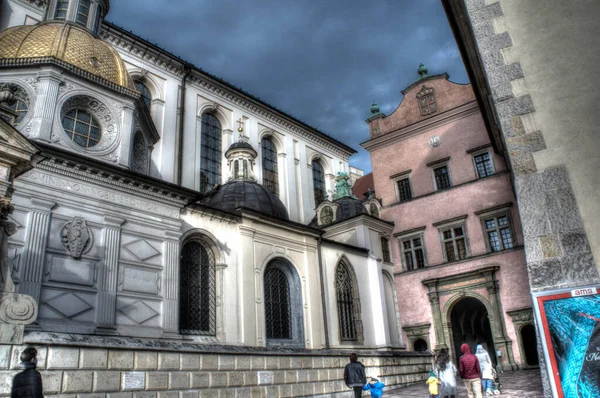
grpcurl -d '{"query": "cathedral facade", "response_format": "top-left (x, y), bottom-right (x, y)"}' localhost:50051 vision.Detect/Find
top-left (0, 1), bottom-right (430, 396)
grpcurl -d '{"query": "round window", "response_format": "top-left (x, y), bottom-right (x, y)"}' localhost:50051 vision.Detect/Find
top-left (61, 109), bottom-right (101, 148)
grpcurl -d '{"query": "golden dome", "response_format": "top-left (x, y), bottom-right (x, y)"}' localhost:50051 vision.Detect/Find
top-left (0, 22), bottom-right (134, 90)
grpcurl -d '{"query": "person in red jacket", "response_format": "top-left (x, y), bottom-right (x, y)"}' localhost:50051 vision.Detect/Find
top-left (458, 344), bottom-right (482, 398)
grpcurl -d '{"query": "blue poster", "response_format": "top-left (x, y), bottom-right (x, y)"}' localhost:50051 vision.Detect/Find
top-left (543, 294), bottom-right (600, 398)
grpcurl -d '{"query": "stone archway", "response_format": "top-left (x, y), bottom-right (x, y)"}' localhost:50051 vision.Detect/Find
top-left (449, 297), bottom-right (497, 365)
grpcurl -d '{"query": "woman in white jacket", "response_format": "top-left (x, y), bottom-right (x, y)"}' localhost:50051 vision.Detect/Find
top-left (434, 349), bottom-right (457, 398)
top-left (475, 344), bottom-right (494, 396)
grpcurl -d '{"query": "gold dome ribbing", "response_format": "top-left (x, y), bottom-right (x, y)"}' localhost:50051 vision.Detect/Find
top-left (0, 22), bottom-right (134, 89)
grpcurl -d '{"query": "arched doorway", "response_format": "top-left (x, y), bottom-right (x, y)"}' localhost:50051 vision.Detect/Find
top-left (520, 324), bottom-right (539, 366)
top-left (450, 297), bottom-right (496, 365)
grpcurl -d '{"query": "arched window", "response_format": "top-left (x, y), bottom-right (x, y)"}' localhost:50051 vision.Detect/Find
top-left (261, 137), bottom-right (279, 196)
top-left (75, 0), bottom-right (91, 26)
top-left (200, 113), bottom-right (222, 193)
top-left (179, 239), bottom-right (215, 335)
top-left (414, 338), bottom-right (428, 351)
top-left (335, 262), bottom-right (357, 341)
top-left (61, 109), bottom-right (101, 148)
top-left (320, 206), bottom-right (333, 225)
top-left (132, 131), bottom-right (148, 174)
top-left (134, 81), bottom-right (152, 111)
top-left (370, 203), bottom-right (380, 218)
top-left (312, 160), bottom-right (326, 206)
top-left (264, 267), bottom-right (291, 339)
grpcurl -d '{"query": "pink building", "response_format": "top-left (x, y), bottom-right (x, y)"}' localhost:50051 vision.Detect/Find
top-left (360, 65), bottom-right (538, 370)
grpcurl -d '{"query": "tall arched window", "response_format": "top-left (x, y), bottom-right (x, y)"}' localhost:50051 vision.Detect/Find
top-left (134, 81), bottom-right (152, 111)
top-left (261, 137), bottom-right (279, 196)
top-left (179, 239), bottom-right (215, 335)
top-left (312, 160), bottom-right (326, 206)
top-left (200, 113), bottom-right (222, 193)
top-left (132, 131), bottom-right (148, 174)
top-left (264, 267), bottom-right (291, 339)
top-left (335, 262), bottom-right (357, 341)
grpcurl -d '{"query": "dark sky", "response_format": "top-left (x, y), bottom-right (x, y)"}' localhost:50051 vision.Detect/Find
top-left (108, 0), bottom-right (468, 173)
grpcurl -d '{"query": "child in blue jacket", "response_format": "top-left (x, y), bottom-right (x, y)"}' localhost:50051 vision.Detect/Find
top-left (363, 377), bottom-right (385, 397)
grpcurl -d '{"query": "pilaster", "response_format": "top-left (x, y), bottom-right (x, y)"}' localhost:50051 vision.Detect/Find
top-left (95, 216), bottom-right (125, 332)
top-left (117, 105), bottom-right (135, 168)
top-left (18, 197), bottom-right (56, 303)
top-left (486, 280), bottom-right (518, 371)
top-left (161, 230), bottom-right (181, 337)
top-left (427, 291), bottom-right (447, 350)
top-left (215, 262), bottom-right (227, 342)
top-left (30, 70), bottom-right (63, 141)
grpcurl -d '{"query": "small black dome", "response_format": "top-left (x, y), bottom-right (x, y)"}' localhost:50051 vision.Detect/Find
top-left (200, 181), bottom-right (289, 220)
top-left (334, 197), bottom-right (369, 221)
top-left (225, 141), bottom-right (257, 157)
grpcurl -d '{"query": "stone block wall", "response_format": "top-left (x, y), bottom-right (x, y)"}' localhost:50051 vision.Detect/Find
top-left (0, 344), bottom-right (432, 397)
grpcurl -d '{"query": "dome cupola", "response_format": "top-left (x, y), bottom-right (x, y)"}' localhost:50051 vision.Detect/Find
top-left (199, 132), bottom-right (290, 220)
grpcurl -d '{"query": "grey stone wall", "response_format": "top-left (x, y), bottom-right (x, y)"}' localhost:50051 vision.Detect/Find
top-left (0, 343), bottom-right (431, 397)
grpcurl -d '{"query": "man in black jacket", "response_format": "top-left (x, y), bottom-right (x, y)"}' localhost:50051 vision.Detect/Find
top-left (344, 352), bottom-right (367, 398)
top-left (11, 347), bottom-right (43, 398)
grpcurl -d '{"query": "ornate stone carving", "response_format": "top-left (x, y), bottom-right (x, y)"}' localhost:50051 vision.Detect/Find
top-left (61, 217), bottom-right (93, 259)
top-left (0, 294), bottom-right (37, 324)
top-left (416, 85), bottom-right (437, 116)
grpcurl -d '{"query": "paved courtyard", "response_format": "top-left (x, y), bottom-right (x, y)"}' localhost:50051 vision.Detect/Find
top-left (385, 369), bottom-right (544, 398)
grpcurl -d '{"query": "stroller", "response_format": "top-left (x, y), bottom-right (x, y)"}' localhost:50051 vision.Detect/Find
top-left (490, 367), bottom-right (502, 395)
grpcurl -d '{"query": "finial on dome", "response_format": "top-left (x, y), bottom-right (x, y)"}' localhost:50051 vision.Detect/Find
top-left (333, 172), bottom-right (357, 200)
top-left (370, 102), bottom-right (380, 115)
top-left (418, 63), bottom-right (428, 78)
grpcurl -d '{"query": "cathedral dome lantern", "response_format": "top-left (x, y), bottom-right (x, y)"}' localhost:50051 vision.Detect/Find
top-left (48, 0), bottom-right (110, 34)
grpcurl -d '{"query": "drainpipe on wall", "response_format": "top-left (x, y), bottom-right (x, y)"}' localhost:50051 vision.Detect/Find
top-left (176, 64), bottom-right (192, 186)
top-left (317, 236), bottom-right (330, 349)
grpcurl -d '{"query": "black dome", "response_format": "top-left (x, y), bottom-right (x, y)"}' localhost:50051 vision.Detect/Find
top-left (225, 141), bottom-right (257, 157)
top-left (334, 197), bottom-right (369, 221)
top-left (200, 181), bottom-right (289, 220)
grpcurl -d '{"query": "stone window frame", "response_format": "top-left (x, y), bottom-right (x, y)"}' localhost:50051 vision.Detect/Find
top-left (427, 158), bottom-right (452, 192)
top-left (396, 227), bottom-right (428, 271)
top-left (434, 215), bottom-right (470, 263)
top-left (471, 147), bottom-right (495, 179)
top-left (402, 323), bottom-right (431, 353)
top-left (476, 204), bottom-right (516, 253)
top-left (391, 169), bottom-right (413, 203)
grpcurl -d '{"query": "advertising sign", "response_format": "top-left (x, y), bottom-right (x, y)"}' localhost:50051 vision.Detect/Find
top-left (533, 286), bottom-right (600, 398)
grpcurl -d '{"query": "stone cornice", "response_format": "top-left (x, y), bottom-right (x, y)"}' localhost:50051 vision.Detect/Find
top-left (361, 100), bottom-right (480, 152)
top-left (323, 214), bottom-right (395, 236)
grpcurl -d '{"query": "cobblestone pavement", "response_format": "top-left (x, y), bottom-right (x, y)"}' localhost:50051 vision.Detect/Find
top-left (384, 369), bottom-right (544, 398)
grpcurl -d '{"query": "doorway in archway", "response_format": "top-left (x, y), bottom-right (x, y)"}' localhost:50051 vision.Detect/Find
top-left (520, 324), bottom-right (539, 366)
top-left (450, 297), bottom-right (496, 365)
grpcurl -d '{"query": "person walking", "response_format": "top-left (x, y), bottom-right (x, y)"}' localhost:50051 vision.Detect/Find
top-left (362, 376), bottom-right (385, 397)
top-left (475, 344), bottom-right (494, 396)
top-left (426, 370), bottom-right (441, 398)
top-left (459, 343), bottom-right (482, 398)
top-left (344, 353), bottom-right (367, 398)
top-left (435, 348), bottom-right (458, 398)
top-left (11, 347), bottom-right (43, 398)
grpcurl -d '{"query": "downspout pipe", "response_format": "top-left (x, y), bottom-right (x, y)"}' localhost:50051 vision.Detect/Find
top-left (317, 236), bottom-right (330, 349)
top-left (176, 64), bottom-right (192, 186)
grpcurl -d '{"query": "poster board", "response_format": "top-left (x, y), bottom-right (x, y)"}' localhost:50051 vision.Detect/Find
top-left (533, 286), bottom-right (600, 398)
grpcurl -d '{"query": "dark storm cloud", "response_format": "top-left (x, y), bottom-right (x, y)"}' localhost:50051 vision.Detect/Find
top-left (108, 0), bottom-right (468, 172)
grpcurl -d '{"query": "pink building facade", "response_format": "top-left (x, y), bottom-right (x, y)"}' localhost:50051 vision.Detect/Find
top-left (361, 66), bottom-right (537, 370)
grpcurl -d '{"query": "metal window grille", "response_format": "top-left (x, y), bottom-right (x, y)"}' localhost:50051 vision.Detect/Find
top-left (179, 240), bottom-right (216, 335)
top-left (200, 113), bottom-right (222, 193)
top-left (320, 206), bottom-right (333, 225)
top-left (397, 178), bottom-right (412, 202)
top-left (261, 138), bottom-right (279, 196)
top-left (484, 215), bottom-right (513, 251)
top-left (312, 160), bottom-right (326, 205)
top-left (76, 0), bottom-right (90, 26)
top-left (402, 237), bottom-right (425, 270)
top-left (442, 226), bottom-right (467, 262)
top-left (54, 0), bottom-right (69, 19)
top-left (381, 237), bottom-right (391, 262)
top-left (370, 203), bottom-right (380, 218)
top-left (61, 109), bottom-right (101, 148)
top-left (434, 166), bottom-right (451, 190)
top-left (264, 266), bottom-right (292, 339)
top-left (335, 264), bottom-right (357, 341)
top-left (134, 81), bottom-right (152, 111)
top-left (474, 152), bottom-right (494, 178)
